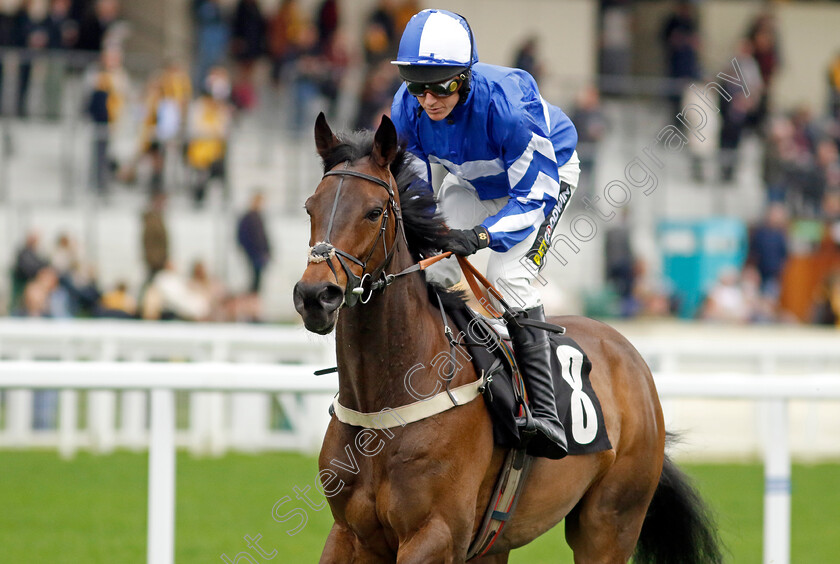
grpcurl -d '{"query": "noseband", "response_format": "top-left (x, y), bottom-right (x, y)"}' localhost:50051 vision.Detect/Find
top-left (308, 162), bottom-right (403, 307)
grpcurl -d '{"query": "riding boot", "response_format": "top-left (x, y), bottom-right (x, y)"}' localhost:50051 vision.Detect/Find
top-left (508, 305), bottom-right (568, 460)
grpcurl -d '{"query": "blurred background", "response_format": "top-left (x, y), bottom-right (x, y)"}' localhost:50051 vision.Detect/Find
top-left (1, 1), bottom-right (839, 562)
top-left (0, 0), bottom-right (837, 325)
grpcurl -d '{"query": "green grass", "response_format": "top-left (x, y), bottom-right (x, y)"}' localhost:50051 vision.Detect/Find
top-left (1, 451), bottom-right (838, 563)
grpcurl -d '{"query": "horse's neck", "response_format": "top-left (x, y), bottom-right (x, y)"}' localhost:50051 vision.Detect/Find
top-left (335, 246), bottom-right (449, 413)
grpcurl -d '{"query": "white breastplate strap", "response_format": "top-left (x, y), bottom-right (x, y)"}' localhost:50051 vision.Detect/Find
top-left (332, 374), bottom-right (487, 429)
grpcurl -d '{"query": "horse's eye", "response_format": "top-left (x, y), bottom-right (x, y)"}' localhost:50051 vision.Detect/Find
top-left (366, 209), bottom-right (383, 222)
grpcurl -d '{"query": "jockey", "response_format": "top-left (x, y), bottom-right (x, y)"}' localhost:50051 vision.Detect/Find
top-left (390, 9), bottom-right (580, 460)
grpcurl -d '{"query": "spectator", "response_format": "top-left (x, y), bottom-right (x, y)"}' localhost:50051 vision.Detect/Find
top-left (570, 84), bottom-right (606, 196)
top-left (98, 280), bottom-right (136, 318)
top-left (762, 116), bottom-right (797, 204)
top-left (77, 0), bottom-right (121, 52)
top-left (811, 270), bottom-right (840, 326)
top-left (512, 36), bottom-right (543, 85)
top-left (22, 266), bottom-right (62, 317)
top-left (315, 0), bottom-right (338, 51)
top-left (50, 231), bottom-right (78, 277)
top-left (816, 138), bottom-right (840, 195)
top-left (13, 0), bottom-right (49, 117)
top-left (747, 12), bottom-right (781, 131)
top-left (604, 211), bottom-right (635, 311)
top-left (237, 191), bottom-right (271, 297)
top-left (790, 104), bottom-right (818, 157)
top-left (748, 203), bottom-right (788, 300)
top-left (46, 231), bottom-right (100, 315)
top-left (186, 66), bottom-right (232, 205)
top-left (230, 0), bottom-right (265, 110)
top-left (65, 263), bottom-right (102, 317)
top-left (141, 261), bottom-right (210, 321)
top-left (0, 6), bottom-right (12, 99)
top-left (289, 22), bottom-right (325, 133)
top-left (188, 259), bottom-right (225, 321)
top-left (661, 0), bottom-right (701, 117)
top-left (44, 0), bottom-right (79, 119)
top-left (192, 0), bottom-right (229, 90)
top-left (824, 191), bottom-right (840, 249)
top-left (700, 266), bottom-right (759, 324)
top-left (632, 260), bottom-right (677, 318)
top-left (719, 38), bottom-right (762, 182)
top-left (85, 45), bottom-right (127, 196)
top-left (121, 60), bottom-right (192, 193)
top-left (12, 231), bottom-right (48, 307)
top-left (141, 193), bottom-right (169, 281)
top-left (829, 51), bottom-right (840, 121)
top-left (46, 0), bottom-right (76, 49)
top-left (598, 0), bottom-right (633, 90)
top-left (363, 0), bottom-right (396, 65)
top-left (267, 0), bottom-right (305, 86)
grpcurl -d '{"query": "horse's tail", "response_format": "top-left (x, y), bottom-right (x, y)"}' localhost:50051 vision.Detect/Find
top-left (633, 453), bottom-right (724, 564)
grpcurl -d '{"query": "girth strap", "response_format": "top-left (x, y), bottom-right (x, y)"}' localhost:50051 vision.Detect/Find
top-left (331, 372), bottom-right (488, 429)
top-left (466, 448), bottom-right (532, 560)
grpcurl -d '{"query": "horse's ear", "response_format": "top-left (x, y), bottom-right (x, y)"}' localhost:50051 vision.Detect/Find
top-left (371, 115), bottom-right (398, 168)
top-left (314, 112), bottom-right (339, 159)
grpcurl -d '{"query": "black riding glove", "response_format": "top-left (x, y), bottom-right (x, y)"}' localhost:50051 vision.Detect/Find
top-left (444, 226), bottom-right (491, 256)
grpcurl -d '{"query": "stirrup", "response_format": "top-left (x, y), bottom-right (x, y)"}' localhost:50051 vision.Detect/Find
top-left (515, 402), bottom-right (538, 437)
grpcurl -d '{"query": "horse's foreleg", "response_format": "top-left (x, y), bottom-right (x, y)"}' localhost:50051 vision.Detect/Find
top-left (395, 515), bottom-right (471, 564)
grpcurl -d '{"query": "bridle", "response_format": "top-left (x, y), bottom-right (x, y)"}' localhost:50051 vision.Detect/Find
top-left (307, 161), bottom-right (405, 307)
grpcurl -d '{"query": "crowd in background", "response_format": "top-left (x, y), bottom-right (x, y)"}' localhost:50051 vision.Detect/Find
top-left (1, 1), bottom-right (840, 327)
top-left (596, 2), bottom-right (840, 327)
top-left (9, 189), bottom-right (271, 322)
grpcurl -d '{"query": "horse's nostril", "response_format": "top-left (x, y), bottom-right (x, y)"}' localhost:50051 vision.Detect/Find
top-left (318, 284), bottom-right (344, 311)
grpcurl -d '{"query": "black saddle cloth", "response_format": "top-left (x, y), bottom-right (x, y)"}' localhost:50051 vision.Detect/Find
top-left (447, 306), bottom-right (612, 456)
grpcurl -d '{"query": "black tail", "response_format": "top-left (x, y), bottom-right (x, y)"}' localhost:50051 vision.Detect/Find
top-left (634, 454), bottom-right (724, 564)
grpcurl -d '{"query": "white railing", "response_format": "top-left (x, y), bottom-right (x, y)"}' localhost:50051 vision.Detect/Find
top-left (0, 364), bottom-right (837, 564)
top-left (0, 319), bottom-right (336, 456)
top-left (1, 319), bottom-right (839, 456)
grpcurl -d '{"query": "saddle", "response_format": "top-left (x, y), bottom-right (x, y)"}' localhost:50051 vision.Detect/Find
top-left (445, 304), bottom-right (612, 455)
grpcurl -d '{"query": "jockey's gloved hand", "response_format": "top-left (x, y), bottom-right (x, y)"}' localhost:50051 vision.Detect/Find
top-left (444, 226), bottom-right (490, 256)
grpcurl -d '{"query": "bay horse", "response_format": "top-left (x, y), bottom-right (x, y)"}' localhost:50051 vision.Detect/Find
top-left (293, 113), bottom-right (721, 563)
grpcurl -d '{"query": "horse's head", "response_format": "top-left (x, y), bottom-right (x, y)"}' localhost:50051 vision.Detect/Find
top-left (293, 112), bottom-right (401, 334)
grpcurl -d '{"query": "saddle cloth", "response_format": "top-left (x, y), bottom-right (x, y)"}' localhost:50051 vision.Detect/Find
top-left (447, 306), bottom-right (612, 456)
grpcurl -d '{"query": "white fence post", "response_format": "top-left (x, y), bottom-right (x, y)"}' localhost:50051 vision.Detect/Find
top-left (89, 339), bottom-right (117, 453)
top-left (147, 388), bottom-right (175, 564)
top-left (6, 348), bottom-right (32, 446)
top-left (763, 398), bottom-right (790, 564)
top-left (122, 351), bottom-right (149, 451)
top-left (58, 389), bottom-right (77, 459)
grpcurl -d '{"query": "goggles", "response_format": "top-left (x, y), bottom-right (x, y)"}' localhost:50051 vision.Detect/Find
top-left (405, 75), bottom-right (464, 97)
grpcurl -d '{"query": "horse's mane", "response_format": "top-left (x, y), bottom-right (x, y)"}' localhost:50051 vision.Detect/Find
top-left (320, 129), bottom-right (467, 309)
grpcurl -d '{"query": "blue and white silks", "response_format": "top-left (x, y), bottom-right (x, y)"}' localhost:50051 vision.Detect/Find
top-left (391, 62), bottom-right (578, 252)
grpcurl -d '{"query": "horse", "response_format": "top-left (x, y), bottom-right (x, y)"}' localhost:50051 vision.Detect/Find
top-left (293, 113), bottom-right (722, 564)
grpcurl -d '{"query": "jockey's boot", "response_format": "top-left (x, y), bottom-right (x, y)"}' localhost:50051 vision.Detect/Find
top-left (508, 305), bottom-right (568, 460)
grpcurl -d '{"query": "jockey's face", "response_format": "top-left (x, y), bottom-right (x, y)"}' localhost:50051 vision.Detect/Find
top-left (416, 89), bottom-right (460, 121)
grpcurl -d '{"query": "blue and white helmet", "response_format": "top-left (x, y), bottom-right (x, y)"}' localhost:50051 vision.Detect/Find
top-left (392, 9), bottom-right (478, 83)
